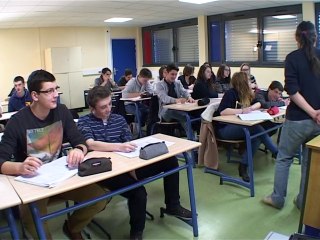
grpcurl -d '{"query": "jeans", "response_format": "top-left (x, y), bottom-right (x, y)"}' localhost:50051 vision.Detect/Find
top-left (162, 109), bottom-right (189, 136)
top-left (270, 119), bottom-right (320, 209)
top-left (216, 124), bottom-right (278, 165)
top-left (125, 103), bottom-right (149, 127)
top-left (100, 156), bottom-right (180, 233)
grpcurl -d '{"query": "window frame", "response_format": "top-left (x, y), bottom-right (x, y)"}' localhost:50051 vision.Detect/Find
top-left (208, 4), bottom-right (302, 68)
top-left (142, 18), bottom-right (199, 67)
top-left (315, 3), bottom-right (320, 47)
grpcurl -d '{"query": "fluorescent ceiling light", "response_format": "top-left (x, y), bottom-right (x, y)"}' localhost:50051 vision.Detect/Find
top-left (104, 18), bottom-right (132, 23)
top-left (273, 15), bottom-right (296, 20)
top-left (179, 0), bottom-right (218, 4)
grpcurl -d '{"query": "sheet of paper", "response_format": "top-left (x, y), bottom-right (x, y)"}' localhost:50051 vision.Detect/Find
top-left (115, 136), bottom-right (175, 158)
top-left (238, 111), bottom-right (273, 121)
top-left (279, 106), bottom-right (287, 110)
top-left (15, 156), bottom-right (78, 188)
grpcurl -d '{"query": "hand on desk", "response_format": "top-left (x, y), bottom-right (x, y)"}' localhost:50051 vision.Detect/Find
top-left (118, 142), bottom-right (137, 153)
top-left (20, 156), bottom-right (43, 175)
top-left (242, 107), bottom-right (253, 114)
top-left (67, 148), bottom-right (84, 168)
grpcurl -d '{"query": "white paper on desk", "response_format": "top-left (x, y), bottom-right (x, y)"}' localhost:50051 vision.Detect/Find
top-left (15, 156), bottom-right (78, 188)
top-left (237, 111), bottom-right (273, 121)
top-left (115, 136), bottom-right (175, 158)
top-left (279, 106), bottom-right (287, 110)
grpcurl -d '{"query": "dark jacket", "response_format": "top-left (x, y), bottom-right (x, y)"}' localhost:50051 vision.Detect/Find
top-left (191, 79), bottom-right (218, 100)
top-left (255, 90), bottom-right (285, 109)
top-left (8, 89), bottom-right (32, 112)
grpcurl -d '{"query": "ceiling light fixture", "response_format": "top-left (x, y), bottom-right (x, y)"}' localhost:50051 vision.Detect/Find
top-left (273, 15), bottom-right (296, 20)
top-left (179, 0), bottom-right (218, 4)
top-left (104, 18), bottom-right (132, 23)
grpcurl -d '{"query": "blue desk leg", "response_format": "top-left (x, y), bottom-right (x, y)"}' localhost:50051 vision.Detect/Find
top-left (29, 202), bottom-right (46, 240)
top-left (134, 102), bottom-right (142, 138)
top-left (183, 152), bottom-right (199, 237)
top-left (4, 208), bottom-right (19, 240)
top-left (243, 128), bottom-right (255, 197)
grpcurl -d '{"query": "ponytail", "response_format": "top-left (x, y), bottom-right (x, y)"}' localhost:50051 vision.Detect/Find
top-left (296, 21), bottom-right (320, 76)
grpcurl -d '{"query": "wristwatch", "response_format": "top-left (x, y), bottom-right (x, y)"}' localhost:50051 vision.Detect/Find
top-left (74, 145), bottom-right (85, 152)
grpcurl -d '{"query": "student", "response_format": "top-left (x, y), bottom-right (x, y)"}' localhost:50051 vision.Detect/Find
top-left (203, 61), bottom-right (216, 83)
top-left (240, 63), bottom-right (258, 91)
top-left (0, 70), bottom-right (107, 240)
top-left (155, 64), bottom-right (195, 134)
top-left (255, 81), bottom-right (290, 137)
top-left (215, 72), bottom-right (278, 182)
top-left (263, 21), bottom-right (320, 210)
top-left (118, 68), bottom-right (133, 89)
top-left (215, 64), bottom-right (231, 93)
top-left (8, 76), bottom-right (32, 112)
top-left (255, 81), bottom-right (290, 109)
top-left (77, 86), bottom-right (192, 240)
top-left (94, 67), bottom-right (119, 91)
top-left (178, 64), bottom-right (196, 89)
top-left (192, 64), bottom-right (218, 99)
top-left (122, 68), bottom-right (153, 128)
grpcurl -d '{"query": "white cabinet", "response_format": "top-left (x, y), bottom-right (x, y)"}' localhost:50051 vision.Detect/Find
top-left (45, 47), bottom-right (85, 109)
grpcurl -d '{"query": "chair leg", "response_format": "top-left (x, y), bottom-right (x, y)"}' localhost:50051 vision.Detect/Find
top-left (146, 210), bottom-right (154, 221)
top-left (89, 219), bottom-right (111, 240)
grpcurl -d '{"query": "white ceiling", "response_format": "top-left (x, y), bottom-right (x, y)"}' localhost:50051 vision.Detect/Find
top-left (0, 0), bottom-right (311, 29)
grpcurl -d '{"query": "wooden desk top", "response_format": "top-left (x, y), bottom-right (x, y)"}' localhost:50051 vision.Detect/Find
top-left (212, 109), bottom-right (285, 126)
top-left (120, 96), bottom-right (151, 102)
top-left (306, 135), bottom-right (320, 151)
top-left (164, 98), bottom-right (222, 112)
top-left (0, 175), bottom-right (21, 209)
top-left (0, 111), bottom-right (17, 121)
top-left (8, 134), bottom-right (201, 204)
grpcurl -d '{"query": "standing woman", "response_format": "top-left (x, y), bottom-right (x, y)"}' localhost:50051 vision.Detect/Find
top-left (94, 67), bottom-right (118, 91)
top-left (178, 64), bottom-right (196, 90)
top-left (215, 72), bottom-right (278, 182)
top-left (215, 64), bottom-right (231, 93)
top-left (191, 64), bottom-right (218, 99)
top-left (240, 63), bottom-right (258, 91)
top-left (263, 21), bottom-right (320, 209)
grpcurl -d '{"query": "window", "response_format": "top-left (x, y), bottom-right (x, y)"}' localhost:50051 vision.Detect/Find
top-left (225, 18), bottom-right (258, 62)
top-left (263, 14), bottom-right (302, 62)
top-left (208, 5), bottom-right (302, 67)
top-left (142, 18), bottom-right (199, 66)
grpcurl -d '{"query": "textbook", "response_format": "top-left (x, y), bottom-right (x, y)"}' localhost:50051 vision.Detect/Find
top-left (15, 156), bottom-right (78, 188)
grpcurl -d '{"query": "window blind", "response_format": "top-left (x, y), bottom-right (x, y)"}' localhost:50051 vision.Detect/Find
top-left (225, 18), bottom-right (258, 62)
top-left (153, 29), bottom-right (174, 64)
top-left (177, 25), bottom-right (199, 63)
top-left (263, 14), bottom-right (302, 62)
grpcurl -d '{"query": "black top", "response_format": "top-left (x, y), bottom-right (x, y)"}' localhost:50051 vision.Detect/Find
top-left (118, 76), bottom-right (127, 86)
top-left (214, 77), bottom-right (231, 93)
top-left (165, 80), bottom-right (177, 98)
top-left (178, 75), bottom-right (196, 89)
top-left (0, 104), bottom-right (85, 172)
top-left (191, 79), bottom-right (218, 99)
top-left (285, 48), bottom-right (320, 120)
top-left (255, 90), bottom-right (285, 109)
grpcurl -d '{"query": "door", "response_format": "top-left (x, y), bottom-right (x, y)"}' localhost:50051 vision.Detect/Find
top-left (112, 39), bottom-right (137, 83)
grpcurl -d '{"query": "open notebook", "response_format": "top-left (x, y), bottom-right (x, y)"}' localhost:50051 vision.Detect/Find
top-left (237, 110), bottom-right (273, 121)
top-left (15, 156), bottom-right (78, 188)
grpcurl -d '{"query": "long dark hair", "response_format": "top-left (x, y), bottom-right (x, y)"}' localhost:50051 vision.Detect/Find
top-left (296, 21), bottom-right (320, 76)
top-left (196, 64), bottom-right (214, 88)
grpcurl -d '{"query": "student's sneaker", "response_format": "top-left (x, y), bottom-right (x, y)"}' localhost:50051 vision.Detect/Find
top-left (130, 231), bottom-right (143, 240)
top-left (63, 220), bottom-right (84, 240)
top-left (165, 205), bottom-right (192, 220)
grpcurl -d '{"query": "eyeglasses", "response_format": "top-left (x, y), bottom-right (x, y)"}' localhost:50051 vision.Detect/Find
top-left (224, 69), bottom-right (230, 72)
top-left (38, 86), bottom-right (60, 95)
top-left (242, 68), bottom-right (250, 71)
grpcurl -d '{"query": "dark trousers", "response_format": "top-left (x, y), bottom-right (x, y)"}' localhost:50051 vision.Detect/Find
top-left (100, 156), bottom-right (180, 233)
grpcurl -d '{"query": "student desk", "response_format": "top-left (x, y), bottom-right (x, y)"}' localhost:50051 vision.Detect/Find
top-left (299, 135), bottom-right (320, 233)
top-left (8, 134), bottom-right (201, 239)
top-left (211, 110), bottom-right (285, 197)
top-left (120, 96), bottom-right (151, 138)
top-left (0, 175), bottom-right (21, 239)
top-left (0, 111), bottom-right (17, 121)
top-left (163, 98), bottom-right (222, 141)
